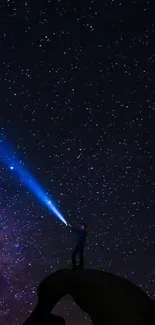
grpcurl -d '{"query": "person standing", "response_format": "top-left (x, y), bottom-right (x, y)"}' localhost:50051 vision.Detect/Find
top-left (67, 223), bottom-right (88, 270)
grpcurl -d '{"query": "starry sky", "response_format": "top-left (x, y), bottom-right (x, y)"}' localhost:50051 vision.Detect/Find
top-left (0, 0), bottom-right (155, 324)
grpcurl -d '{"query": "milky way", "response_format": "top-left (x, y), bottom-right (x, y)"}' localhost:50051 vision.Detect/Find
top-left (0, 1), bottom-right (155, 324)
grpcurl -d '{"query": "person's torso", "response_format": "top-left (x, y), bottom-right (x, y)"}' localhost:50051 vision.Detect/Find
top-left (77, 230), bottom-right (87, 245)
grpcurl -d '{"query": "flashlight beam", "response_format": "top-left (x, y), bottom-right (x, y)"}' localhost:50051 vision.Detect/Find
top-left (0, 140), bottom-right (67, 225)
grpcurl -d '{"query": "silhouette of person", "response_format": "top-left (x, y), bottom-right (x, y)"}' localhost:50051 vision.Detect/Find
top-left (67, 223), bottom-right (88, 270)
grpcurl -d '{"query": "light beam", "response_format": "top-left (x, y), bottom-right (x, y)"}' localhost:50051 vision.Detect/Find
top-left (0, 140), bottom-right (67, 225)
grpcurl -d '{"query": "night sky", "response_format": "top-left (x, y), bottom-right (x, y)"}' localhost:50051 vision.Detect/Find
top-left (0, 1), bottom-right (155, 324)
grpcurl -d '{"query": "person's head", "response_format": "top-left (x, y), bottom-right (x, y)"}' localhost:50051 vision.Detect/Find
top-left (80, 223), bottom-right (88, 230)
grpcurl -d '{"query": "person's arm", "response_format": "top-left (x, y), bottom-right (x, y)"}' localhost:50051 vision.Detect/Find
top-left (71, 227), bottom-right (80, 234)
top-left (67, 223), bottom-right (72, 228)
top-left (67, 224), bottom-right (79, 234)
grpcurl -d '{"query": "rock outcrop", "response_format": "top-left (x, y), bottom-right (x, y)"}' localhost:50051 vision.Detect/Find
top-left (23, 268), bottom-right (154, 324)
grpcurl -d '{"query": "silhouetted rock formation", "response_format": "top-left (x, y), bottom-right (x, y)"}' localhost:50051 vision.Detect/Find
top-left (23, 268), bottom-right (154, 325)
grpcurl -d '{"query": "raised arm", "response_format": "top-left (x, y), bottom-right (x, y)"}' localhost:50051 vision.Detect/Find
top-left (67, 224), bottom-right (79, 234)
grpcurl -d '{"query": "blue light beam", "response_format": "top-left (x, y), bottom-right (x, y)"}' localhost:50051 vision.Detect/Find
top-left (0, 140), bottom-right (67, 225)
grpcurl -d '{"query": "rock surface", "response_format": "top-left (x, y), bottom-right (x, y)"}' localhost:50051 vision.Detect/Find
top-left (23, 268), bottom-right (154, 324)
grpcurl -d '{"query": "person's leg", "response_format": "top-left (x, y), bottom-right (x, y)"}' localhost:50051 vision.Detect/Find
top-left (72, 246), bottom-right (79, 270)
top-left (79, 246), bottom-right (84, 268)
